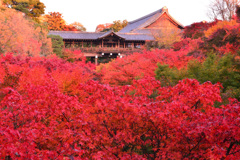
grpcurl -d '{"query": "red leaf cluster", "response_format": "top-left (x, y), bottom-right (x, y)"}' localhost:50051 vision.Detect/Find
top-left (97, 48), bottom-right (199, 85)
top-left (0, 54), bottom-right (239, 159)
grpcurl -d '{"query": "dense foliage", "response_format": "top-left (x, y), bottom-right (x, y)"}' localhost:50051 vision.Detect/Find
top-left (48, 35), bottom-right (64, 57)
top-left (0, 5), bottom-right (240, 159)
top-left (43, 12), bottom-right (86, 31)
top-left (97, 47), bottom-right (200, 85)
top-left (95, 20), bottom-right (128, 32)
top-left (0, 54), bottom-right (239, 159)
top-left (3, 0), bottom-right (45, 22)
top-left (155, 53), bottom-right (240, 101)
top-left (0, 8), bottom-right (52, 56)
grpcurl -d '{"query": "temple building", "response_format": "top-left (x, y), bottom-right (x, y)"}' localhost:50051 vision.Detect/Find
top-left (49, 6), bottom-right (184, 64)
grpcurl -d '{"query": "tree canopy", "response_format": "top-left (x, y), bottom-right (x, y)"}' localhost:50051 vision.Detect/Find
top-left (95, 20), bottom-right (128, 32)
top-left (0, 8), bottom-right (52, 56)
top-left (95, 23), bottom-right (112, 32)
top-left (70, 22), bottom-right (86, 31)
top-left (44, 12), bottom-right (66, 31)
top-left (111, 20), bottom-right (128, 32)
top-left (3, 0), bottom-right (45, 22)
top-left (43, 12), bottom-right (86, 31)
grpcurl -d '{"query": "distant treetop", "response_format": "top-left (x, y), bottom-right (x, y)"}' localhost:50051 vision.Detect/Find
top-left (3, 0), bottom-right (46, 23)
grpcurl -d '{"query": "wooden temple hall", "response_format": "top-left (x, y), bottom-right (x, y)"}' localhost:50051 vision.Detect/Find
top-left (49, 6), bottom-right (184, 64)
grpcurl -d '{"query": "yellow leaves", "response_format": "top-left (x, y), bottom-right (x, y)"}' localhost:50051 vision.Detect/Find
top-left (152, 28), bottom-right (182, 49)
top-left (204, 20), bottom-right (238, 38)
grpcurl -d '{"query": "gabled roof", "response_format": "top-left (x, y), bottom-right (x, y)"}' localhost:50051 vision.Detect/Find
top-left (119, 6), bottom-right (184, 33)
top-left (48, 31), bottom-right (154, 41)
top-left (98, 30), bottom-right (125, 39)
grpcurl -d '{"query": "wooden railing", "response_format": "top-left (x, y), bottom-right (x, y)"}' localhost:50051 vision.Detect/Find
top-left (78, 47), bottom-right (142, 54)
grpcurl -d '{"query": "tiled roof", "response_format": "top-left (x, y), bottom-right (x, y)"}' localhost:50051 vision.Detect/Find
top-left (48, 31), bottom-right (154, 41)
top-left (119, 9), bottom-right (163, 33)
top-left (98, 30), bottom-right (125, 39)
top-left (118, 33), bottom-right (154, 41)
top-left (118, 7), bottom-right (184, 33)
top-left (48, 7), bottom-right (184, 42)
top-left (48, 31), bottom-right (103, 40)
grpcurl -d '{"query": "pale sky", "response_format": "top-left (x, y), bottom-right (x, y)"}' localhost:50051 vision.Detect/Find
top-left (41, 0), bottom-right (212, 32)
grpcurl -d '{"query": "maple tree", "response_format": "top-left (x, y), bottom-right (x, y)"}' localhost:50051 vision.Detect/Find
top-left (69, 22), bottom-right (86, 31)
top-left (204, 19), bottom-right (240, 54)
top-left (0, 8), bottom-right (52, 56)
top-left (43, 12), bottom-right (86, 31)
top-left (44, 12), bottom-right (66, 31)
top-left (95, 20), bottom-right (128, 32)
top-left (0, 3), bottom-right (240, 159)
top-left (96, 48), bottom-right (199, 85)
top-left (183, 20), bottom-right (219, 39)
top-left (95, 23), bottom-right (113, 32)
top-left (0, 56), bottom-right (239, 159)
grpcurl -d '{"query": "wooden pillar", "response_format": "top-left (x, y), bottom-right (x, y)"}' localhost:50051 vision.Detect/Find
top-left (91, 41), bottom-right (92, 48)
top-left (72, 41), bottom-right (75, 48)
top-left (82, 41), bottom-right (83, 48)
top-left (102, 39), bottom-right (103, 48)
top-left (132, 42), bottom-right (134, 49)
top-left (124, 42), bottom-right (125, 48)
top-left (95, 56), bottom-right (98, 65)
top-left (118, 40), bottom-right (120, 48)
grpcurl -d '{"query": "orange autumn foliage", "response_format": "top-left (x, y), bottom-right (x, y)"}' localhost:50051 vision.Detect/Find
top-left (0, 8), bottom-right (52, 56)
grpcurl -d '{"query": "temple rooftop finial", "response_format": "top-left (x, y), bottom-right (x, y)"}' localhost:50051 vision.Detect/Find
top-left (162, 6), bottom-right (168, 12)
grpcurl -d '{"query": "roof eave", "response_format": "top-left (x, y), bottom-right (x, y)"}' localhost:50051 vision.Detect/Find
top-left (98, 31), bottom-right (126, 40)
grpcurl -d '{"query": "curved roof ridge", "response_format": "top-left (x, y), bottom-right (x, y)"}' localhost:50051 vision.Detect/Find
top-left (133, 12), bottom-right (162, 31)
top-left (165, 12), bottom-right (184, 29)
top-left (118, 32), bottom-right (148, 35)
top-left (134, 10), bottom-right (184, 31)
top-left (119, 7), bottom-right (184, 33)
top-left (129, 8), bottom-right (163, 24)
top-left (99, 30), bottom-right (125, 39)
top-left (49, 31), bottom-right (101, 34)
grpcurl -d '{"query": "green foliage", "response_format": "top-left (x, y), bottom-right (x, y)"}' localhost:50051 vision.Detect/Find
top-left (155, 64), bottom-right (187, 86)
top-left (48, 35), bottom-right (64, 57)
top-left (3, 0), bottom-right (45, 23)
top-left (110, 20), bottom-right (128, 32)
top-left (155, 53), bottom-right (240, 100)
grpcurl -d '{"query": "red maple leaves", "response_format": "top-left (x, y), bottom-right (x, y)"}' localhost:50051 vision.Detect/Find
top-left (0, 54), bottom-right (239, 159)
